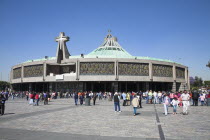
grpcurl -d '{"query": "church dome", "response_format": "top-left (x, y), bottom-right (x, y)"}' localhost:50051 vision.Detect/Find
top-left (87, 31), bottom-right (133, 58)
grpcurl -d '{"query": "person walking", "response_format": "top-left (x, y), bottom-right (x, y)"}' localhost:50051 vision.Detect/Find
top-left (192, 90), bottom-right (199, 106)
top-left (114, 92), bottom-right (121, 112)
top-left (122, 92), bottom-right (126, 106)
top-left (73, 92), bottom-right (78, 105)
top-left (126, 92), bottom-right (130, 106)
top-left (0, 94), bottom-right (6, 115)
top-left (153, 91), bottom-right (158, 104)
top-left (158, 91), bottom-right (162, 104)
top-left (26, 91), bottom-right (29, 101)
top-left (181, 90), bottom-right (190, 115)
top-left (163, 94), bottom-right (170, 116)
top-left (29, 92), bottom-right (34, 105)
top-left (43, 92), bottom-right (48, 105)
top-left (148, 90), bottom-right (153, 104)
top-left (171, 97), bottom-right (179, 115)
top-left (169, 92), bottom-right (174, 103)
top-left (93, 92), bottom-right (97, 105)
top-left (35, 93), bottom-right (39, 106)
top-left (132, 94), bottom-right (139, 116)
top-left (199, 94), bottom-right (205, 106)
top-left (138, 91), bottom-right (143, 108)
top-left (78, 92), bottom-right (84, 105)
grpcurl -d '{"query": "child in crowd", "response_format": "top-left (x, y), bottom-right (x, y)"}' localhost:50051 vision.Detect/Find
top-left (171, 97), bottom-right (180, 115)
top-left (199, 94), bottom-right (205, 106)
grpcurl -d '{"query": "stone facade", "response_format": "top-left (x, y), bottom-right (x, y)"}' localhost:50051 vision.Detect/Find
top-left (176, 67), bottom-right (185, 79)
top-left (24, 65), bottom-right (43, 77)
top-left (13, 67), bottom-right (21, 79)
top-left (11, 58), bottom-right (189, 92)
top-left (118, 63), bottom-right (149, 76)
top-left (153, 64), bottom-right (173, 77)
top-left (80, 62), bottom-right (114, 75)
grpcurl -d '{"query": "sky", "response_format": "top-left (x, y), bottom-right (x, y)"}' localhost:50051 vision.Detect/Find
top-left (0, 0), bottom-right (210, 81)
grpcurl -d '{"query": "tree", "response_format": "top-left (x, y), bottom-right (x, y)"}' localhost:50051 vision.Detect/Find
top-left (0, 81), bottom-right (10, 91)
top-left (207, 61), bottom-right (210, 68)
top-left (191, 76), bottom-right (203, 89)
top-left (204, 81), bottom-right (210, 87)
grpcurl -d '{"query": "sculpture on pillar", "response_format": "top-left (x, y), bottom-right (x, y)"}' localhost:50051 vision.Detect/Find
top-left (55, 32), bottom-right (70, 63)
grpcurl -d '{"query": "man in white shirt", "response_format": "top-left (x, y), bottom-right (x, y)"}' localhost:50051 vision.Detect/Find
top-left (181, 90), bottom-right (190, 115)
top-left (89, 91), bottom-right (93, 99)
top-left (158, 91), bottom-right (162, 104)
top-left (153, 91), bottom-right (158, 104)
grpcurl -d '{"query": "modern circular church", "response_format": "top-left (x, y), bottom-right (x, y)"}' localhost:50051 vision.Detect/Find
top-left (10, 32), bottom-right (190, 93)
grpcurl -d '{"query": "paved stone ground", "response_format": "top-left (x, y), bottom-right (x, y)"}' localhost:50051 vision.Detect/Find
top-left (0, 98), bottom-right (210, 140)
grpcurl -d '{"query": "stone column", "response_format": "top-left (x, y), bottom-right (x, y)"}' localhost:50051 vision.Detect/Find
top-left (115, 60), bottom-right (118, 80)
top-left (185, 67), bottom-right (189, 90)
top-left (76, 60), bottom-right (80, 80)
top-left (149, 62), bottom-right (153, 81)
top-left (172, 64), bottom-right (176, 92)
top-left (173, 64), bottom-right (176, 81)
top-left (43, 62), bottom-right (47, 81)
top-left (21, 65), bottom-right (24, 82)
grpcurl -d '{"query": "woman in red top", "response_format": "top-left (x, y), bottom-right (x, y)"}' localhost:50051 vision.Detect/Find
top-left (35, 93), bottom-right (39, 106)
top-left (29, 93), bottom-right (34, 105)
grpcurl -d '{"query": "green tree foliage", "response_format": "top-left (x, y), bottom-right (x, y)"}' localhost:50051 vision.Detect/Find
top-left (191, 76), bottom-right (203, 89)
top-left (0, 81), bottom-right (10, 91)
top-left (204, 81), bottom-right (210, 87)
top-left (207, 61), bottom-right (210, 68)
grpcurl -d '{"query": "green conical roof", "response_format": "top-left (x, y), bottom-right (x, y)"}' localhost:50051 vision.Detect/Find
top-left (87, 32), bottom-right (133, 58)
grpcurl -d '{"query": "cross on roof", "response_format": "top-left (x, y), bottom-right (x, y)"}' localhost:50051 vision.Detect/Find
top-left (55, 32), bottom-right (70, 63)
top-left (55, 32), bottom-right (69, 42)
top-left (107, 30), bottom-right (112, 38)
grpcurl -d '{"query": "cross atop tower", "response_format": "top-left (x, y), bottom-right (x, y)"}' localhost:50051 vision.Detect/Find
top-left (107, 29), bottom-right (112, 38)
top-left (55, 32), bottom-right (70, 63)
top-left (56, 32), bottom-right (69, 43)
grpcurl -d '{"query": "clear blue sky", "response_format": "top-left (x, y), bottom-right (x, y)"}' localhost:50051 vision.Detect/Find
top-left (0, 0), bottom-right (210, 81)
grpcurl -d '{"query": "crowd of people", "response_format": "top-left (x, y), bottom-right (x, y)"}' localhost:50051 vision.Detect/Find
top-left (0, 89), bottom-right (210, 116)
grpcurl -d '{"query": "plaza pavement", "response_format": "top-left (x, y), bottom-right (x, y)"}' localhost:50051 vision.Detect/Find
top-left (0, 98), bottom-right (210, 140)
